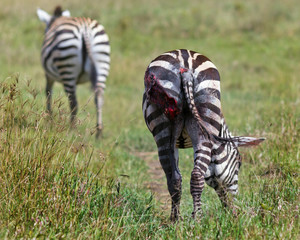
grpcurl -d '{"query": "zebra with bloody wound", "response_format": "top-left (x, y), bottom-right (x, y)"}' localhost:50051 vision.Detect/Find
top-left (37, 6), bottom-right (110, 138)
top-left (142, 49), bottom-right (265, 220)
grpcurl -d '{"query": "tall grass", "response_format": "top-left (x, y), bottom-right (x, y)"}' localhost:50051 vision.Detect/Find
top-left (0, 0), bottom-right (299, 239)
top-left (0, 77), bottom-right (159, 238)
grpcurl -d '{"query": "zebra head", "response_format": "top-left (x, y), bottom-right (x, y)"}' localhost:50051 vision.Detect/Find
top-left (37, 6), bottom-right (71, 31)
top-left (210, 135), bottom-right (265, 205)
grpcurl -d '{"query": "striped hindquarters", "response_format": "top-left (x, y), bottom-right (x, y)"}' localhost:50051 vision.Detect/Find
top-left (143, 49), bottom-right (222, 148)
top-left (41, 16), bottom-right (110, 92)
top-left (142, 93), bottom-right (173, 151)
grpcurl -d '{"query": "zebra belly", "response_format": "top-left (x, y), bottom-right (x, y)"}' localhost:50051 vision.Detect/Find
top-left (77, 72), bottom-right (90, 84)
top-left (176, 127), bottom-right (193, 148)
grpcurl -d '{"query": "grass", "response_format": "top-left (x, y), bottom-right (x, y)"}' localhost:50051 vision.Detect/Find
top-left (0, 0), bottom-right (299, 239)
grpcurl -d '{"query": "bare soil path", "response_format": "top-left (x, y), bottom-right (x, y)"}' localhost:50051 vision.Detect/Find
top-left (133, 152), bottom-right (170, 212)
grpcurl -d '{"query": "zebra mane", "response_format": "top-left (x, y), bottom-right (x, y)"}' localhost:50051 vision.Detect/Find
top-left (53, 6), bottom-right (63, 17)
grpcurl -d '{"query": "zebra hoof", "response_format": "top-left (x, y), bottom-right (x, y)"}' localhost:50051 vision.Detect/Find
top-left (96, 128), bottom-right (102, 139)
top-left (230, 205), bottom-right (240, 217)
top-left (191, 210), bottom-right (202, 220)
top-left (170, 213), bottom-right (182, 222)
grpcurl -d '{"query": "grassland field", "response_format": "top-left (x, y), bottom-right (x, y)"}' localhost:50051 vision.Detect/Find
top-left (0, 0), bottom-right (299, 239)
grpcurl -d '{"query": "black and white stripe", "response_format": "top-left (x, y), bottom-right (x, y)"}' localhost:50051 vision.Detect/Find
top-left (142, 49), bottom-right (264, 220)
top-left (37, 6), bottom-right (110, 138)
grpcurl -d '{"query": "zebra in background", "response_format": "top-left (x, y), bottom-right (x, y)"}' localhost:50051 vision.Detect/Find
top-left (142, 49), bottom-right (265, 221)
top-left (37, 6), bottom-right (110, 138)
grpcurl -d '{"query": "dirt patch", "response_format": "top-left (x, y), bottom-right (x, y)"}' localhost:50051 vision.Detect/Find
top-left (133, 151), bottom-right (170, 212)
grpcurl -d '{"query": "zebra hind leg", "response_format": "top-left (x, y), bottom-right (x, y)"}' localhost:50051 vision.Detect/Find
top-left (68, 93), bottom-right (78, 125)
top-left (95, 86), bottom-right (104, 139)
top-left (190, 145), bottom-right (211, 218)
top-left (90, 62), bottom-right (105, 139)
top-left (158, 147), bottom-right (182, 221)
top-left (190, 169), bottom-right (205, 218)
top-left (186, 119), bottom-right (212, 219)
top-left (45, 76), bottom-right (54, 114)
top-left (170, 148), bottom-right (182, 221)
top-left (144, 100), bottom-right (183, 220)
top-left (154, 119), bottom-right (183, 221)
top-left (64, 85), bottom-right (78, 125)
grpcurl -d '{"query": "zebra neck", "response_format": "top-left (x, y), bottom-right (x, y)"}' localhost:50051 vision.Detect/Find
top-left (219, 117), bottom-right (234, 139)
top-left (212, 118), bottom-right (236, 152)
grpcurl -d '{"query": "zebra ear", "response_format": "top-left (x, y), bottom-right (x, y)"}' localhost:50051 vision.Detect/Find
top-left (37, 8), bottom-right (51, 24)
top-left (62, 10), bottom-right (71, 17)
top-left (233, 137), bottom-right (265, 147)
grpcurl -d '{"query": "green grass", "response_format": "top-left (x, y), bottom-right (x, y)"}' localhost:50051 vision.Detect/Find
top-left (0, 0), bottom-right (299, 239)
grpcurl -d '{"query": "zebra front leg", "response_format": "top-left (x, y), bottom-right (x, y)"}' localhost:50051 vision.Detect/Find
top-left (95, 86), bottom-right (104, 139)
top-left (215, 174), bottom-right (240, 214)
top-left (214, 185), bottom-right (239, 217)
top-left (45, 76), bottom-right (54, 114)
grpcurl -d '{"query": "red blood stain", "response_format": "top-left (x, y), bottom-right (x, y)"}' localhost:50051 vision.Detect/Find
top-left (145, 70), bottom-right (180, 120)
top-left (180, 68), bottom-right (188, 74)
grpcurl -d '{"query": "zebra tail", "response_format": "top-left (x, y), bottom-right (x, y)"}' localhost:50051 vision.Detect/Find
top-left (181, 68), bottom-right (233, 144)
top-left (82, 30), bottom-right (97, 88)
top-left (180, 68), bottom-right (215, 141)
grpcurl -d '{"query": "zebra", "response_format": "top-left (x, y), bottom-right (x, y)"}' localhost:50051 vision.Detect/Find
top-left (37, 6), bottom-right (110, 138)
top-left (142, 49), bottom-right (265, 221)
